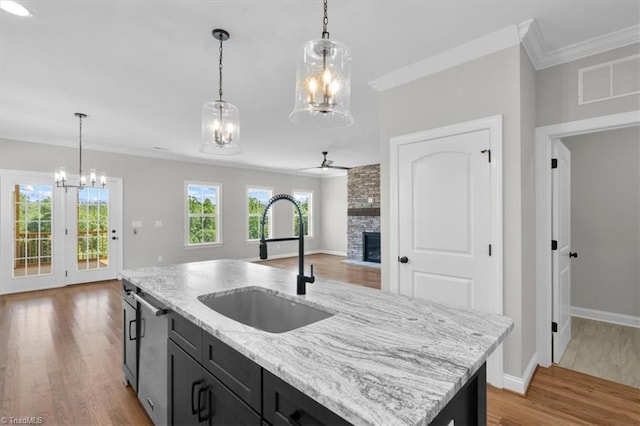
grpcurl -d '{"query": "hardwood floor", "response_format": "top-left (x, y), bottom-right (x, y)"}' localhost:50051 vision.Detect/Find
top-left (0, 281), bottom-right (152, 425)
top-left (1, 256), bottom-right (638, 425)
top-left (488, 365), bottom-right (640, 425)
top-left (255, 253), bottom-right (381, 289)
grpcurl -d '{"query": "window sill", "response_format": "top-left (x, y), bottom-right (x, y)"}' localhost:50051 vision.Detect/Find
top-left (184, 242), bottom-right (223, 249)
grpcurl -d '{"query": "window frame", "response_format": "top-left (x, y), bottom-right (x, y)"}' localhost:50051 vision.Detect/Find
top-left (184, 181), bottom-right (222, 248)
top-left (246, 186), bottom-right (273, 242)
top-left (292, 189), bottom-right (313, 238)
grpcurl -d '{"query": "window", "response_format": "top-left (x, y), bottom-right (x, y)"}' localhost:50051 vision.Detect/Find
top-left (293, 191), bottom-right (312, 237)
top-left (247, 187), bottom-right (272, 241)
top-left (186, 182), bottom-right (221, 245)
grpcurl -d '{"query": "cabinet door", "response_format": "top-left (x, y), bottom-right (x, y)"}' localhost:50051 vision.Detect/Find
top-left (204, 369), bottom-right (261, 426)
top-left (168, 339), bottom-right (207, 425)
top-left (263, 371), bottom-right (349, 426)
top-left (202, 331), bottom-right (262, 413)
top-left (122, 296), bottom-right (137, 391)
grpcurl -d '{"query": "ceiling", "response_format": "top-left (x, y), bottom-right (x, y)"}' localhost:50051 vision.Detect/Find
top-left (1, 1), bottom-right (638, 175)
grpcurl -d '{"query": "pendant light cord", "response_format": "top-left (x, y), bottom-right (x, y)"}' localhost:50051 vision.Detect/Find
top-left (78, 114), bottom-right (83, 176)
top-left (322, 0), bottom-right (329, 39)
top-left (218, 37), bottom-right (224, 102)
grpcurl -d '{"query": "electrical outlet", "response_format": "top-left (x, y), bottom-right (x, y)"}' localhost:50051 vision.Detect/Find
top-left (155, 220), bottom-right (162, 227)
top-left (157, 255), bottom-right (163, 262)
top-left (132, 220), bottom-right (142, 228)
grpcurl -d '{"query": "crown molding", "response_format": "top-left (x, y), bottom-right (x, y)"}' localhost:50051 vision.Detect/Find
top-left (521, 22), bottom-right (640, 70)
top-left (370, 20), bottom-right (640, 92)
top-left (369, 24), bottom-right (521, 92)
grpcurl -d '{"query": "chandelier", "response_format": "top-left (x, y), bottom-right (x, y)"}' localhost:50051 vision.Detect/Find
top-left (55, 113), bottom-right (105, 190)
top-left (289, 0), bottom-right (353, 128)
top-left (201, 28), bottom-right (241, 155)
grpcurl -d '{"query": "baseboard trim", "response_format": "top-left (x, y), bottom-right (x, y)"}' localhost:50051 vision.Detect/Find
top-left (571, 306), bottom-right (640, 329)
top-left (244, 250), bottom-right (322, 263)
top-left (502, 352), bottom-right (538, 395)
top-left (319, 250), bottom-right (347, 256)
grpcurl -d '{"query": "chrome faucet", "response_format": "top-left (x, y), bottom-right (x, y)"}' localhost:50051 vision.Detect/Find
top-left (259, 194), bottom-right (315, 295)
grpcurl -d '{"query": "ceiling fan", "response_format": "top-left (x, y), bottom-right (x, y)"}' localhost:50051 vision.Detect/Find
top-left (298, 151), bottom-right (351, 171)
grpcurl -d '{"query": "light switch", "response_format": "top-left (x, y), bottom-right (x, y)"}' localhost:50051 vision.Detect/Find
top-left (132, 221), bottom-right (142, 228)
top-left (155, 220), bottom-right (162, 228)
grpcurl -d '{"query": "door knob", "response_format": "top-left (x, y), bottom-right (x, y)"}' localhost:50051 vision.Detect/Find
top-left (569, 252), bottom-right (578, 258)
top-left (398, 256), bottom-right (409, 264)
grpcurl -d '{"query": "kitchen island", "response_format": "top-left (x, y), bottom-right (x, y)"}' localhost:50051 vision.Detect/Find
top-left (122, 259), bottom-right (513, 425)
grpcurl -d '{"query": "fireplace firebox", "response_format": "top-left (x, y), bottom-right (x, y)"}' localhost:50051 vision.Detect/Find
top-left (363, 232), bottom-right (381, 263)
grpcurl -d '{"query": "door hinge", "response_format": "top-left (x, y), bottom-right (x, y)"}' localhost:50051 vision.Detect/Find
top-left (481, 149), bottom-right (491, 163)
top-left (551, 158), bottom-right (558, 169)
top-left (65, 270), bottom-right (68, 277)
top-left (65, 228), bottom-right (68, 235)
top-left (488, 244), bottom-right (492, 256)
top-left (551, 240), bottom-right (558, 251)
top-left (552, 322), bottom-right (558, 332)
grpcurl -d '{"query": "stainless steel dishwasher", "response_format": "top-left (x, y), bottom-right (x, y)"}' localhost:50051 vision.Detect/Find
top-left (134, 291), bottom-right (168, 426)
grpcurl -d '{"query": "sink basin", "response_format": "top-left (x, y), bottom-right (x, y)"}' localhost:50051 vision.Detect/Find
top-left (198, 288), bottom-right (334, 333)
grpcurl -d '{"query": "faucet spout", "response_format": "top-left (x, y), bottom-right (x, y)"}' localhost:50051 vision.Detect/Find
top-left (259, 194), bottom-right (314, 295)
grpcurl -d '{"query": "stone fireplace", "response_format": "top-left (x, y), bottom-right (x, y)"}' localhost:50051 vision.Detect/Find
top-left (347, 164), bottom-right (380, 262)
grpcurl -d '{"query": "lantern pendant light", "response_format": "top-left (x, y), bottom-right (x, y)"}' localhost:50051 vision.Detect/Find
top-left (289, 0), bottom-right (353, 128)
top-left (201, 28), bottom-right (242, 155)
top-left (55, 113), bottom-right (106, 191)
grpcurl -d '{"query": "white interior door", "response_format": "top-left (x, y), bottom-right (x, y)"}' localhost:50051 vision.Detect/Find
top-left (552, 140), bottom-right (572, 363)
top-left (0, 170), bottom-right (65, 294)
top-left (391, 116), bottom-right (503, 386)
top-left (397, 130), bottom-right (492, 309)
top-left (65, 179), bottom-right (121, 284)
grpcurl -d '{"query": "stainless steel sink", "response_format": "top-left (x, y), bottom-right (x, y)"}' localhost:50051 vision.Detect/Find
top-left (198, 288), bottom-right (334, 333)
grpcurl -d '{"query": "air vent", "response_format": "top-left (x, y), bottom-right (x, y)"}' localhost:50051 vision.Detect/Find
top-left (579, 54), bottom-right (640, 105)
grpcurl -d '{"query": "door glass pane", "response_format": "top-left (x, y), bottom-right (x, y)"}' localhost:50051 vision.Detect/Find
top-left (77, 187), bottom-right (109, 271)
top-left (13, 184), bottom-right (53, 277)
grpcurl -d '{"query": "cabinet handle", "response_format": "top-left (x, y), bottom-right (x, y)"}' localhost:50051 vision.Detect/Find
top-left (128, 319), bottom-right (136, 340)
top-left (288, 410), bottom-right (303, 426)
top-left (197, 386), bottom-right (210, 422)
top-left (191, 379), bottom-right (203, 415)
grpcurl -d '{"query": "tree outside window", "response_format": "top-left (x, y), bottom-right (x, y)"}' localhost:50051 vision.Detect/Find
top-left (186, 183), bottom-right (220, 245)
top-left (248, 188), bottom-right (272, 240)
top-left (293, 191), bottom-right (312, 237)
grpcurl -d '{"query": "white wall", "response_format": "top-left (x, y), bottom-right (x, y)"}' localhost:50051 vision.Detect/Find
top-left (379, 45), bottom-right (535, 378)
top-left (536, 43), bottom-right (640, 127)
top-left (320, 175), bottom-right (348, 255)
top-left (0, 138), bottom-right (331, 269)
top-left (562, 127), bottom-right (640, 317)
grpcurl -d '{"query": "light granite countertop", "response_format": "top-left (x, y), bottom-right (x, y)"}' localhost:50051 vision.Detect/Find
top-left (121, 259), bottom-right (513, 425)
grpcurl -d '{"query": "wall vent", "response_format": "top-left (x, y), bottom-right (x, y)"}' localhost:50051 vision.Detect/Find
top-left (578, 54), bottom-right (640, 105)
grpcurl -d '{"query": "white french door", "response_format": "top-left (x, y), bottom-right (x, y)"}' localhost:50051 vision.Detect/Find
top-left (0, 170), bottom-right (122, 294)
top-left (65, 180), bottom-right (122, 284)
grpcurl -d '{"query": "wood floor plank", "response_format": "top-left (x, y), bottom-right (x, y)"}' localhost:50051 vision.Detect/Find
top-left (1, 258), bottom-right (638, 425)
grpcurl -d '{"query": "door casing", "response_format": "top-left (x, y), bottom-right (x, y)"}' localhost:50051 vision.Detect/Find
top-left (535, 110), bottom-right (640, 367)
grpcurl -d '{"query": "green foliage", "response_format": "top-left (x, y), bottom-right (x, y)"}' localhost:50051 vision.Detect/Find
top-left (188, 195), bottom-right (218, 244)
top-left (293, 197), bottom-right (310, 237)
top-left (248, 196), bottom-right (269, 240)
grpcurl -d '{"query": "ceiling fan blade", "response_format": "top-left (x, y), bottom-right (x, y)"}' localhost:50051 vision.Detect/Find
top-left (325, 159), bottom-right (334, 166)
top-left (296, 166), bottom-right (322, 171)
top-left (328, 165), bottom-right (351, 170)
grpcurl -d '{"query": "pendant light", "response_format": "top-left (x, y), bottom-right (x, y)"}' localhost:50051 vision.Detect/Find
top-left (289, 0), bottom-right (353, 128)
top-left (200, 28), bottom-right (241, 155)
top-left (55, 113), bottom-right (106, 190)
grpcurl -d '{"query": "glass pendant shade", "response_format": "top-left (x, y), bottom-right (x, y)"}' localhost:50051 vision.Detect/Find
top-left (289, 38), bottom-right (353, 128)
top-left (200, 100), bottom-right (242, 155)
